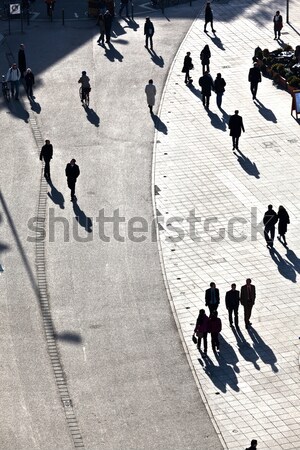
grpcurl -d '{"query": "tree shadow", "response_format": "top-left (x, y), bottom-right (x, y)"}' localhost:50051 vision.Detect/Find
top-left (233, 149), bottom-right (260, 178)
top-left (72, 201), bottom-right (93, 233)
top-left (83, 105), bottom-right (100, 127)
top-left (232, 327), bottom-right (260, 370)
top-left (285, 249), bottom-right (300, 273)
top-left (254, 99), bottom-right (277, 123)
top-left (30, 97), bottom-right (41, 114)
top-left (151, 114), bottom-right (168, 134)
top-left (104, 42), bottom-right (124, 62)
top-left (207, 109), bottom-right (226, 131)
top-left (248, 328), bottom-right (278, 373)
top-left (7, 99), bottom-right (30, 123)
top-left (269, 247), bottom-right (297, 282)
top-left (148, 49), bottom-right (164, 67)
top-left (208, 33), bottom-right (225, 51)
top-left (47, 178), bottom-right (65, 209)
top-left (198, 351), bottom-right (239, 393)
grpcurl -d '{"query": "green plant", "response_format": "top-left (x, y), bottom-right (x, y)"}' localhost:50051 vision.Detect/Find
top-left (271, 63), bottom-right (286, 76)
top-left (287, 76), bottom-right (300, 88)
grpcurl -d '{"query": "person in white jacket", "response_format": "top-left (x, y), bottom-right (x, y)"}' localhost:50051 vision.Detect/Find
top-left (145, 79), bottom-right (156, 114)
top-left (6, 63), bottom-right (21, 100)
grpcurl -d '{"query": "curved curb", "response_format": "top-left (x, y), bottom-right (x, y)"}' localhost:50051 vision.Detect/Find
top-left (150, 5), bottom-right (227, 450)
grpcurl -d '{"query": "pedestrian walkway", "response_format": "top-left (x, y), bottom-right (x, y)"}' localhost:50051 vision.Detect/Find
top-left (154, 0), bottom-right (300, 449)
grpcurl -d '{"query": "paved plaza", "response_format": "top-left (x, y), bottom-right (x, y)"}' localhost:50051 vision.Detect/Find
top-left (155, 0), bottom-right (300, 449)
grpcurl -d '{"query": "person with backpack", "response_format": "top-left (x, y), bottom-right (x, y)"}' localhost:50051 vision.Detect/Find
top-left (6, 63), bottom-right (21, 100)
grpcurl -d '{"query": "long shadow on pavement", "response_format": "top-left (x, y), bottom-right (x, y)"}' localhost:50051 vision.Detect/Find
top-left (104, 42), bottom-right (124, 62)
top-left (233, 149), bottom-right (260, 178)
top-left (122, 17), bottom-right (139, 32)
top-left (232, 327), bottom-right (260, 370)
top-left (248, 327), bottom-right (278, 373)
top-left (30, 97), bottom-right (41, 114)
top-left (47, 178), bottom-right (65, 209)
top-left (188, 82), bottom-right (202, 100)
top-left (55, 331), bottom-right (83, 343)
top-left (198, 349), bottom-right (239, 393)
top-left (269, 247), bottom-right (297, 282)
top-left (83, 105), bottom-right (100, 127)
top-left (7, 99), bottom-right (30, 123)
top-left (208, 33), bottom-right (225, 51)
top-left (285, 248), bottom-right (300, 273)
top-left (148, 49), bottom-right (164, 67)
top-left (73, 201), bottom-right (93, 233)
top-left (207, 109), bottom-right (227, 131)
top-left (151, 114), bottom-right (168, 134)
top-left (254, 99), bottom-right (277, 123)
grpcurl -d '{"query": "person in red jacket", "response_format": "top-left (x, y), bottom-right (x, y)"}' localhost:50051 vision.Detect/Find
top-left (194, 309), bottom-right (209, 355)
top-left (208, 310), bottom-right (222, 352)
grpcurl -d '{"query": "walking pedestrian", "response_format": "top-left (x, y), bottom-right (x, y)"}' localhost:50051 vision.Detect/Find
top-left (182, 52), bottom-right (193, 84)
top-left (6, 63), bottom-right (21, 100)
top-left (104, 10), bottom-right (113, 44)
top-left (214, 72), bottom-right (226, 108)
top-left (145, 79), bottom-right (156, 114)
top-left (96, 13), bottom-right (106, 45)
top-left (144, 17), bottom-right (154, 50)
top-left (204, 2), bottom-right (215, 33)
top-left (199, 71), bottom-right (214, 109)
top-left (228, 110), bottom-right (245, 150)
top-left (263, 204), bottom-right (278, 248)
top-left (119, 0), bottom-right (129, 17)
top-left (273, 11), bottom-right (283, 40)
top-left (193, 309), bottom-right (209, 355)
top-left (24, 68), bottom-right (35, 98)
top-left (248, 63), bottom-right (261, 100)
top-left (65, 159), bottom-right (80, 202)
top-left (40, 140), bottom-right (53, 179)
top-left (200, 44), bottom-right (211, 75)
top-left (205, 282), bottom-right (220, 314)
top-left (277, 205), bottom-right (290, 246)
top-left (208, 311), bottom-right (222, 352)
top-left (240, 279), bottom-right (256, 329)
top-left (225, 283), bottom-right (240, 328)
top-left (246, 439), bottom-right (258, 450)
top-left (45, 0), bottom-right (55, 16)
top-left (18, 44), bottom-right (26, 78)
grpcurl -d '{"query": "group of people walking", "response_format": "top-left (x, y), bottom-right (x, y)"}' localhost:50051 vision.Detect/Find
top-left (263, 204), bottom-right (290, 248)
top-left (5, 44), bottom-right (35, 100)
top-left (193, 279), bottom-right (256, 354)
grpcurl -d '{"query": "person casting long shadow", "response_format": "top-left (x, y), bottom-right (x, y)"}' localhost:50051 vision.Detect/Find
top-left (151, 114), bottom-right (168, 134)
top-left (73, 201), bottom-right (93, 233)
top-left (233, 149), bottom-right (260, 178)
top-left (269, 247), bottom-right (296, 282)
top-left (248, 328), bottom-right (278, 373)
top-left (232, 327), bottom-right (260, 370)
top-left (47, 178), bottom-right (65, 209)
top-left (83, 105), bottom-right (100, 127)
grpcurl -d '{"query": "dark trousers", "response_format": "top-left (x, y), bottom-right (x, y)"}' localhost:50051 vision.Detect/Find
top-left (97, 32), bottom-right (105, 44)
top-left (202, 93), bottom-right (210, 108)
top-left (197, 332), bottom-right (208, 353)
top-left (228, 307), bottom-right (239, 326)
top-left (274, 28), bottom-right (281, 39)
top-left (211, 332), bottom-right (219, 350)
top-left (232, 135), bottom-right (240, 150)
top-left (26, 83), bottom-right (33, 98)
top-left (105, 27), bottom-right (111, 43)
top-left (145, 35), bottom-right (153, 49)
top-left (67, 178), bottom-right (76, 199)
top-left (250, 82), bottom-right (258, 99)
top-left (244, 303), bottom-right (253, 327)
top-left (204, 19), bottom-right (214, 31)
top-left (208, 304), bottom-right (218, 315)
top-left (119, 2), bottom-right (128, 16)
top-left (185, 69), bottom-right (190, 83)
top-left (202, 63), bottom-right (210, 75)
top-left (264, 225), bottom-right (275, 246)
top-left (216, 92), bottom-right (223, 108)
top-left (44, 160), bottom-right (51, 177)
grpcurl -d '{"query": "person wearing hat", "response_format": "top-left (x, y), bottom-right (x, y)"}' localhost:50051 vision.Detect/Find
top-left (65, 159), bottom-right (80, 202)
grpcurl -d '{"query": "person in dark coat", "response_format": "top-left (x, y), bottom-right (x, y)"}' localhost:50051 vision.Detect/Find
top-left (65, 159), bottom-right (80, 202)
top-left (144, 17), bottom-right (154, 50)
top-left (200, 44), bottom-right (211, 75)
top-left (246, 439), bottom-right (257, 450)
top-left (119, 0), bottom-right (129, 17)
top-left (205, 282), bottom-right (220, 314)
top-left (204, 2), bottom-right (215, 33)
top-left (18, 44), bottom-right (26, 78)
top-left (277, 205), bottom-right (289, 246)
top-left (182, 52), bottom-right (193, 84)
top-left (273, 11), bottom-right (283, 40)
top-left (40, 140), bottom-right (53, 179)
top-left (248, 63), bottom-right (261, 100)
top-left (104, 10), bottom-right (113, 44)
top-left (225, 283), bottom-right (240, 328)
top-left (240, 279), bottom-right (256, 329)
top-left (96, 13), bottom-right (106, 45)
top-left (263, 204), bottom-right (278, 248)
top-left (214, 73), bottom-right (226, 108)
top-left (228, 110), bottom-right (245, 150)
top-left (193, 309), bottom-right (209, 354)
top-left (208, 311), bottom-right (222, 352)
top-left (24, 68), bottom-right (35, 98)
top-left (199, 71), bottom-right (214, 108)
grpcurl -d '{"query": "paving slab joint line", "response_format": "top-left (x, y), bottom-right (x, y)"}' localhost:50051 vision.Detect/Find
top-left (150, 3), bottom-right (227, 448)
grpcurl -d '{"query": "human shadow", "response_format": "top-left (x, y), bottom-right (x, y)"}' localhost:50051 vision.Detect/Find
top-left (0, 213), bottom-right (10, 254)
top-left (234, 149), bottom-right (260, 178)
top-left (122, 17), bottom-right (139, 32)
top-left (207, 109), bottom-right (226, 131)
top-left (269, 247), bottom-right (296, 282)
top-left (104, 42), bottom-right (124, 62)
top-left (47, 179), bottom-right (65, 209)
top-left (208, 33), bottom-right (225, 51)
top-left (30, 97), bottom-right (41, 114)
top-left (151, 114), bottom-right (168, 134)
top-left (148, 49), bottom-right (164, 67)
top-left (248, 328), bottom-right (278, 373)
top-left (112, 20), bottom-right (126, 37)
top-left (254, 99), bottom-right (277, 123)
top-left (187, 82), bottom-right (202, 100)
top-left (72, 201), bottom-right (93, 233)
top-left (219, 335), bottom-right (240, 373)
top-left (8, 99), bottom-right (30, 123)
top-left (198, 351), bottom-right (239, 393)
top-left (232, 327), bottom-right (260, 370)
top-left (285, 249), bottom-right (300, 273)
top-left (83, 105), bottom-right (100, 127)
top-left (54, 331), bottom-right (82, 344)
